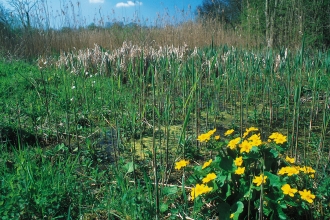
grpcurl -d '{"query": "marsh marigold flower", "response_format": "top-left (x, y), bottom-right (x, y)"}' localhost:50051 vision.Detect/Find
top-left (235, 167), bottom-right (245, 175)
top-left (197, 129), bottom-right (217, 142)
top-left (215, 135), bottom-right (220, 140)
top-left (207, 128), bottom-right (217, 136)
top-left (300, 166), bottom-right (316, 174)
top-left (269, 132), bottom-right (279, 139)
top-left (281, 184), bottom-right (298, 197)
top-left (197, 133), bottom-right (211, 142)
top-left (285, 156), bottom-right (295, 164)
top-left (274, 134), bottom-right (287, 144)
top-left (202, 173), bottom-right (217, 183)
top-left (239, 140), bottom-right (253, 153)
top-left (243, 127), bottom-right (259, 138)
top-left (225, 129), bottom-right (234, 136)
top-left (300, 166), bottom-right (316, 178)
top-left (202, 159), bottom-right (212, 169)
top-left (234, 156), bottom-right (243, 167)
top-left (253, 174), bottom-right (267, 186)
top-left (299, 189), bottom-right (316, 203)
top-left (248, 134), bottom-right (262, 146)
top-left (278, 166), bottom-right (299, 176)
top-left (190, 184), bottom-right (213, 200)
top-left (175, 159), bottom-right (189, 170)
top-left (228, 137), bottom-right (241, 150)
top-left (269, 132), bottom-right (287, 144)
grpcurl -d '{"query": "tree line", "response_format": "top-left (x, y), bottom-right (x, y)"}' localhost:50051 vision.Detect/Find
top-left (197, 0), bottom-right (330, 48)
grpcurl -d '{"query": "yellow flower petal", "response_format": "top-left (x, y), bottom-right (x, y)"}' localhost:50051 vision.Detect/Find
top-left (281, 184), bottom-right (298, 197)
top-left (202, 173), bottom-right (217, 183)
top-left (234, 156), bottom-right (243, 167)
top-left (285, 156), bottom-right (295, 164)
top-left (225, 129), bottom-right (234, 136)
top-left (253, 174), bottom-right (267, 186)
top-left (299, 189), bottom-right (315, 203)
top-left (175, 159), bottom-right (189, 170)
top-left (202, 159), bottom-right (213, 169)
top-left (234, 167), bottom-right (245, 175)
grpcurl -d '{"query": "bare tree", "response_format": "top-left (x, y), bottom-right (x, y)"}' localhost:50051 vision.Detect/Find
top-left (7, 0), bottom-right (38, 30)
top-left (265, 0), bottom-right (278, 48)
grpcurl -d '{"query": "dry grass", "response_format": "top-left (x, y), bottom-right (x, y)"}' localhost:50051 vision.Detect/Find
top-left (51, 19), bottom-right (249, 51)
top-left (3, 19), bottom-right (252, 59)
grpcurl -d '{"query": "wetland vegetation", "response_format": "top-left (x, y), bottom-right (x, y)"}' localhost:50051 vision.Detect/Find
top-left (1, 0), bottom-right (330, 219)
top-left (1, 43), bottom-right (330, 219)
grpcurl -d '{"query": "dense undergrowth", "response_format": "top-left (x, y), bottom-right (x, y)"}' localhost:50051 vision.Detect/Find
top-left (1, 44), bottom-right (330, 219)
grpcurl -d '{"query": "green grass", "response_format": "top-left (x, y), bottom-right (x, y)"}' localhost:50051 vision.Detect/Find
top-left (1, 45), bottom-right (330, 219)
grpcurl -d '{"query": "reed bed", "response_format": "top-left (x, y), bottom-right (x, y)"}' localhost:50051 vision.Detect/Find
top-left (2, 19), bottom-right (253, 59)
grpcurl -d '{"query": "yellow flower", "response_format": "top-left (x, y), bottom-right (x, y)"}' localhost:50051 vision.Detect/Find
top-left (248, 134), bottom-right (262, 146)
top-left (202, 173), bottom-right (217, 183)
top-left (278, 166), bottom-right (299, 176)
top-left (225, 129), bottom-right (234, 136)
top-left (234, 156), bottom-right (243, 167)
top-left (197, 129), bottom-right (216, 142)
top-left (248, 126), bottom-right (259, 131)
top-left (215, 135), bottom-right (220, 140)
top-left (207, 128), bottom-right (217, 136)
top-left (300, 166), bottom-right (316, 178)
top-left (300, 166), bottom-right (316, 174)
top-left (299, 189), bottom-right (316, 203)
top-left (190, 184), bottom-right (213, 200)
top-left (274, 134), bottom-right (287, 144)
top-left (268, 132), bottom-right (287, 144)
top-left (230, 213), bottom-right (234, 218)
top-left (197, 133), bottom-right (211, 142)
top-left (175, 159), bottom-right (189, 170)
top-left (235, 167), bottom-right (245, 175)
top-left (202, 159), bottom-right (212, 169)
top-left (286, 167), bottom-right (299, 176)
top-left (243, 127), bottom-right (259, 138)
top-left (228, 137), bottom-right (241, 150)
top-left (239, 140), bottom-right (253, 153)
top-left (278, 167), bottom-right (287, 175)
top-left (281, 184), bottom-right (298, 197)
top-left (269, 132), bottom-right (279, 139)
top-left (285, 156), bottom-right (295, 164)
top-left (253, 174), bottom-right (267, 186)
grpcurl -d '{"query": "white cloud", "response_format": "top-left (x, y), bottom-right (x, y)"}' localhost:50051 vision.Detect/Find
top-left (116, 1), bottom-right (142, 8)
top-left (89, 0), bottom-right (105, 3)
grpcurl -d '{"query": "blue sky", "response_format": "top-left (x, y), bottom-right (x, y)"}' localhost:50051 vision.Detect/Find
top-left (1, 0), bottom-right (203, 28)
top-left (75, 0), bottom-right (202, 26)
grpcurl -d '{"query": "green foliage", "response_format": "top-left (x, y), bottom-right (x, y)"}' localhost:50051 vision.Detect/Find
top-left (0, 146), bottom-right (76, 219)
top-left (175, 127), bottom-right (317, 219)
top-left (0, 145), bottom-right (156, 219)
